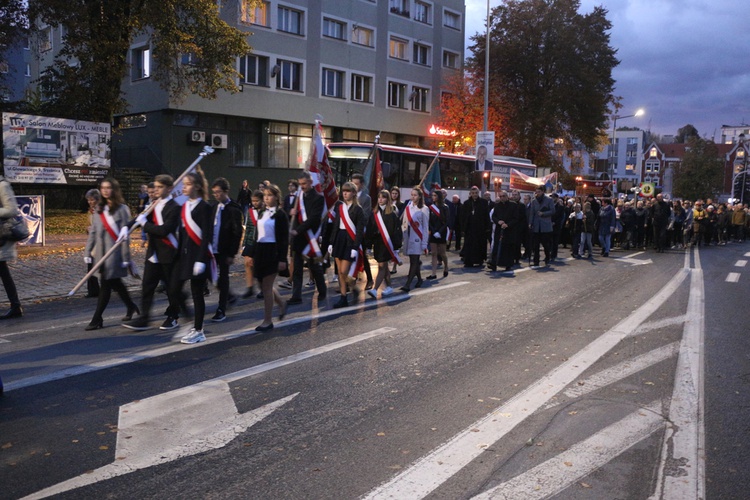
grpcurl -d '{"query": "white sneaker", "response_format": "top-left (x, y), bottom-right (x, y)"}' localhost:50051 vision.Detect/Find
top-left (331, 275), bottom-right (339, 283)
top-left (278, 280), bottom-right (292, 290)
top-left (180, 328), bottom-right (206, 344)
top-left (367, 289), bottom-right (378, 299)
top-left (382, 286), bottom-right (394, 296)
top-left (306, 279), bottom-right (316, 287)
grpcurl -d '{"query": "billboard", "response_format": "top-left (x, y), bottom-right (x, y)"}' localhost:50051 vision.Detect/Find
top-left (16, 195), bottom-right (45, 245)
top-left (475, 131), bottom-right (495, 171)
top-left (2, 113), bottom-right (111, 185)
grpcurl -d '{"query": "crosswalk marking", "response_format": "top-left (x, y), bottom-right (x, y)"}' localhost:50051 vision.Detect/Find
top-left (735, 260), bottom-right (747, 267)
top-left (726, 273), bottom-right (740, 283)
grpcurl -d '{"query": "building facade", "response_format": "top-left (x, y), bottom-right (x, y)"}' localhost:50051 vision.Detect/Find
top-left (112, 0), bottom-right (465, 187)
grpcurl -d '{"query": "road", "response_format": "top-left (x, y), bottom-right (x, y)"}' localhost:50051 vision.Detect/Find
top-left (1, 244), bottom-right (748, 499)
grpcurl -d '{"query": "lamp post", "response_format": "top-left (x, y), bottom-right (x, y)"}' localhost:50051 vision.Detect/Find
top-left (610, 109), bottom-right (644, 195)
top-left (733, 146), bottom-right (747, 205)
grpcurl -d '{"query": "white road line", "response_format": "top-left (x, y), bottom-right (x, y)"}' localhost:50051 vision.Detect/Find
top-left (725, 273), bottom-right (740, 283)
top-left (4, 283), bottom-right (467, 392)
top-left (651, 253), bottom-right (706, 499)
top-left (632, 315), bottom-right (688, 336)
top-left (734, 260), bottom-right (747, 267)
top-left (363, 268), bottom-right (689, 500)
top-left (560, 342), bottom-right (679, 402)
top-left (472, 401), bottom-right (665, 500)
top-left (745, 252), bottom-right (750, 257)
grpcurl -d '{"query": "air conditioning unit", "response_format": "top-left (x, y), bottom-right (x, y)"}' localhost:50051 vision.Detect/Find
top-left (190, 130), bottom-right (205, 143)
top-left (211, 134), bottom-right (228, 149)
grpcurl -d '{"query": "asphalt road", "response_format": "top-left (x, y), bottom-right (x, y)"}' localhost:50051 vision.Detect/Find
top-left (0, 244), bottom-right (748, 499)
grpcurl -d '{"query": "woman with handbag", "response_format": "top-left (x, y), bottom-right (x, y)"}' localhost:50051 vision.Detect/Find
top-left (0, 175), bottom-right (23, 320)
top-left (84, 177), bottom-right (139, 330)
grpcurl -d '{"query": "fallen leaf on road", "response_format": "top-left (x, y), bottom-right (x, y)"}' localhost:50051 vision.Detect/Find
top-left (564, 461), bottom-right (573, 467)
top-left (99, 446), bottom-right (108, 450)
top-left (580, 482), bottom-right (591, 488)
top-left (377, 432), bottom-right (386, 436)
top-left (1, 443), bottom-right (12, 449)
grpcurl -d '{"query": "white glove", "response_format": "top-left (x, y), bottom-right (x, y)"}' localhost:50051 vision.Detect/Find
top-left (84, 256), bottom-right (92, 264)
top-left (135, 213), bottom-right (148, 227)
top-left (119, 226), bottom-right (130, 240)
top-left (328, 245), bottom-right (333, 255)
top-left (193, 262), bottom-right (206, 276)
top-left (121, 261), bottom-right (130, 268)
top-left (350, 249), bottom-right (358, 259)
top-left (433, 232), bottom-right (440, 238)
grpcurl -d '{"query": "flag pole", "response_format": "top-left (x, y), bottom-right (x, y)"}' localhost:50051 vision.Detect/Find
top-left (417, 147), bottom-right (444, 191)
top-left (68, 146), bottom-right (215, 296)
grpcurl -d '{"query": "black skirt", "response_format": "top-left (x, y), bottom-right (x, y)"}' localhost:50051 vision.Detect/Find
top-left (254, 242), bottom-right (280, 279)
top-left (333, 231), bottom-right (356, 261)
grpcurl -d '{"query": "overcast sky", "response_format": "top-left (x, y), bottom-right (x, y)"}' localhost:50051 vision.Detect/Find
top-left (463, 0), bottom-right (750, 141)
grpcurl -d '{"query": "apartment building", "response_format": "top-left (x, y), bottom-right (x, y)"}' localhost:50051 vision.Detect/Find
top-left (112, 0), bottom-right (465, 184)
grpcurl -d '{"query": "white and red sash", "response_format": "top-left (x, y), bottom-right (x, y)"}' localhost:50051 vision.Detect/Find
top-left (248, 207), bottom-right (258, 227)
top-left (154, 201), bottom-right (179, 249)
top-left (405, 204), bottom-right (423, 240)
top-left (99, 207), bottom-right (120, 242)
top-left (341, 204), bottom-right (365, 277)
top-left (181, 202), bottom-right (218, 282)
top-left (298, 194), bottom-right (322, 258)
top-left (375, 210), bottom-right (402, 265)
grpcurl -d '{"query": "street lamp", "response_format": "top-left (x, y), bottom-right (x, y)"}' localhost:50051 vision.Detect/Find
top-left (733, 138), bottom-right (748, 205)
top-left (610, 109), bottom-right (645, 195)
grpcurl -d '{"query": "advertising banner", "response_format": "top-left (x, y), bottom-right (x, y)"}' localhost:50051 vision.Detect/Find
top-left (16, 195), bottom-right (45, 245)
top-left (475, 131), bottom-right (495, 171)
top-left (509, 169), bottom-right (558, 192)
top-left (2, 113), bottom-right (111, 185)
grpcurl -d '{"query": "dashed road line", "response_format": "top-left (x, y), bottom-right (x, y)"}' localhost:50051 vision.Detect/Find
top-left (726, 273), bottom-right (740, 283)
top-left (735, 260), bottom-right (747, 267)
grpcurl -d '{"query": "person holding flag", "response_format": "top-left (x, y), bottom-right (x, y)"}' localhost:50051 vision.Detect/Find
top-left (84, 177), bottom-right (139, 330)
top-left (122, 174), bottom-right (183, 331)
top-left (288, 171), bottom-right (328, 305)
top-left (367, 190), bottom-right (402, 299)
top-left (400, 187), bottom-right (429, 292)
top-left (351, 173), bottom-right (374, 290)
top-left (170, 168), bottom-right (215, 344)
top-left (328, 182), bottom-right (366, 308)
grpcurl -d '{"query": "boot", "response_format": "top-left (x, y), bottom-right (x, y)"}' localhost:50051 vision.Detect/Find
top-left (0, 306), bottom-right (23, 320)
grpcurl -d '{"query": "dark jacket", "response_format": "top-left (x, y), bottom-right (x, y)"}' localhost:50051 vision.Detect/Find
top-left (331, 202), bottom-right (366, 251)
top-left (177, 199), bottom-right (213, 281)
top-left (210, 199), bottom-right (244, 256)
top-left (142, 199), bottom-right (181, 264)
top-left (291, 188), bottom-right (324, 252)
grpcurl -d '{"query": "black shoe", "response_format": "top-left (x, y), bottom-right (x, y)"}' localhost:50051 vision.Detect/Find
top-left (287, 297), bottom-right (302, 305)
top-left (84, 293), bottom-right (98, 298)
top-left (122, 304), bottom-right (141, 322)
top-left (487, 264), bottom-right (497, 272)
top-left (443, 270), bottom-right (449, 278)
top-left (0, 307), bottom-right (23, 320)
top-left (425, 275), bottom-right (437, 280)
top-left (365, 281), bottom-right (374, 290)
top-left (228, 294), bottom-right (237, 305)
top-left (241, 288), bottom-right (255, 299)
top-left (318, 290), bottom-right (327, 300)
top-left (255, 323), bottom-right (274, 332)
top-left (160, 317), bottom-right (179, 330)
top-left (256, 291), bottom-right (264, 299)
top-left (211, 309), bottom-right (226, 322)
top-left (122, 317), bottom-right (151, 331)
top-left (415, 279), bottom-right (423, 288)
top-left (85, 319), bottom-right (103, 331)
top-left (400, 286), bottom-right (410, 292)
top-left (505, 266), bottom-right (513, 271)
top-left (333, 296), bottom-right (349, 309)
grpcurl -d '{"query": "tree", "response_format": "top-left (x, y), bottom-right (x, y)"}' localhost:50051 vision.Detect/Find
top-left (672, 136), bottom-right (724, 200)
top-left (466, 0), bottom-right (618, 167)
top-left (675, 124), bottom-right (699, 144)
top-left (28, 0), bottom-right (253, 123)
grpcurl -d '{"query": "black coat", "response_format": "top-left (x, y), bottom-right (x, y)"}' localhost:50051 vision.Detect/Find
top-left (177, 199), bottom-right (213, 281)
top-left (291, 189), bottom-right (324, 253)
top-left (210, 199), bottom-right (244, 256)
top-left (331, 202), bottom-right (366, 252)
top-left (142, 199), bottom-right (181, 264)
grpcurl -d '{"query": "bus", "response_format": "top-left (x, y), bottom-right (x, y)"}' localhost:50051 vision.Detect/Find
top-left (326, 143), bottom-right (537, 199)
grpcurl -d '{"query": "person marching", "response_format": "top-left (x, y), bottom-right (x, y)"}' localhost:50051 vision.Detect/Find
top-left (0, 175), bottom-right (23, 320)
top-left (251, 183), bottom-right (289, 331)
top-left (426, 190), bottom-right (449, 280)
top-left (84, 177), bottom-right (139, 330)
top-left (400, 187), bottom-right (429, 292)
top-left (122, 174), bottom-right (183, 331)
top-left (171, 168), bottom-right (214, 344)
top-left (83, 188), bottom-right (101, 298)
top-left (367, 190), bottom-right (402, 299)
top-left (209, 177), bottom-right (244, 322)
top-left (241, 190), bottom-right (264, 299)
top-left (329, 182), bottom-right (366, 308)
top-left (488, 190), bottom-right (518, 272)
top-left (389, 186), bottom-right (405, 275)
top-left (288, 171), bottom-right (328, 305)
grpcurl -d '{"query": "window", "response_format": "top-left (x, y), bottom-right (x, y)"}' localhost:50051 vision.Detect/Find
top-left (388, 81), bottom-right (407, 109)
top-left (278, 6), bottom-right (304, 35)
top-left (242, 1), bottom-right (269, 26)
top-left (627, 137), bottom-right (638, 145)
top-left (351, 74), bottom-right (373, 103)
top-left (240, 54), bottom-right (269, 86)
top-left (443, 10), bottom-right (461, 29)
top-left (389, 36), bottom-right (408, 60)
top-left (413, 42), bottom-right (430, 66)
top-left (322, 68), bottom-right (344, 98)
top-left (131, 47), bottom-right (150, 80)
top-left (40, 27), bottom-right (52, 52)
top-left (414, 1), bottom-right (432, 24)
top-left (323, 17), bottom-right (346, 40)
top-left (649, 147), bottom-right (657, 158)
top-left (389, 0), bottom-right (409, 17)
top-left (442, 50), bottom-right (459, 69)
top-left (277, 59), bottom-right (302, 91)
top-left (352, 26), bottom-right (374, 47)
top-left (411, 86), bottom-right (429, 112)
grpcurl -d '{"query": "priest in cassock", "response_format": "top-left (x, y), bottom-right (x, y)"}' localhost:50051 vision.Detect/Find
top-left (488, 190), bottom-right (519, 271)
top-left (459, 186), bottom-right (490, 267)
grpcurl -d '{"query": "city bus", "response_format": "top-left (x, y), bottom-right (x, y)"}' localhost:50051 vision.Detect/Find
top-left (326, 142), bottom-right (537, 199)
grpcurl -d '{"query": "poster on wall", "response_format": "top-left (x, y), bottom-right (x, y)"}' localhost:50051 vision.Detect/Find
top-left (15, 195), bottom-right (45, 245)
top-left (475, 131), bottom-right (495, 171)
top-left (2, 113), bottom-right (111, 185)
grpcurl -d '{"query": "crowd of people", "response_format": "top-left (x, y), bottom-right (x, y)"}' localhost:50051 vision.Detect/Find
top-left (1, 168), bottom-right (749, 345)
